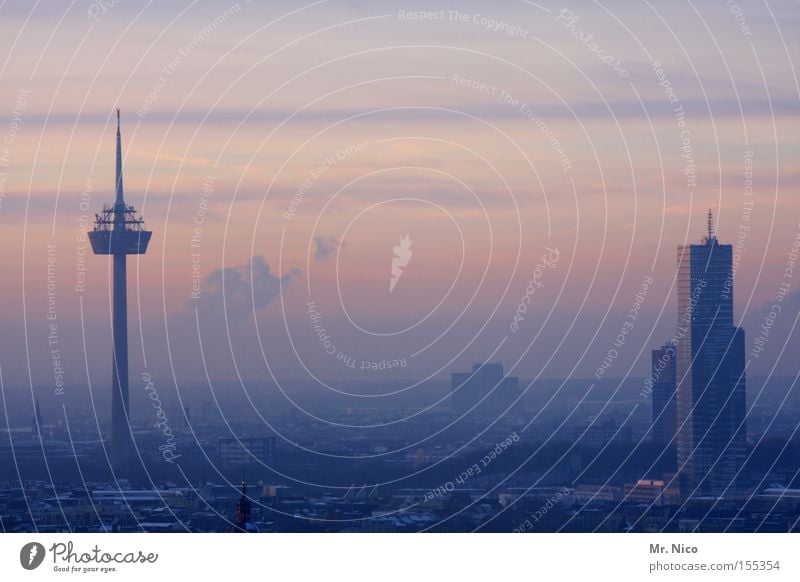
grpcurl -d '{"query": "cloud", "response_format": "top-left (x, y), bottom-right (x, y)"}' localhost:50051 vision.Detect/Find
top-left (192, 256), bottom-right (299, 323)
top-left (314, 236), bottom-right (340, 263)
top-left (16, 96), bottom-right (799, 129)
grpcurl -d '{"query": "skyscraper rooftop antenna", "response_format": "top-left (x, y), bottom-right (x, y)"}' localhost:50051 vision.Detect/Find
top-left (706, 208), bottom-right (715, 243)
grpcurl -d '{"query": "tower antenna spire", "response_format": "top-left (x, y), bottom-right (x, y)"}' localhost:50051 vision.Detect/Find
top-left (115, 109), bottom-right (124, 206)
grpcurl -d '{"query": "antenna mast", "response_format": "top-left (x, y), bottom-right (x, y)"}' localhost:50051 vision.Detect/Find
top-left (705, 208), bottom-right (716, 243)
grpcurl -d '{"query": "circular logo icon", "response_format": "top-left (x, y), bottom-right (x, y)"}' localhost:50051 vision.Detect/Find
top-left (20, 542), bottom-right (46, 570)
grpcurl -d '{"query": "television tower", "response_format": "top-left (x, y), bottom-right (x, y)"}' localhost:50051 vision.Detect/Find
top-left (88, 110), bottom-right (152, 472)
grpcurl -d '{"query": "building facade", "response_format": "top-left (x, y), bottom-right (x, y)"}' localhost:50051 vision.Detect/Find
top-left (651, 344), bottom-right (677, 447)
top-left (675, 214), bottom-right (746, 498)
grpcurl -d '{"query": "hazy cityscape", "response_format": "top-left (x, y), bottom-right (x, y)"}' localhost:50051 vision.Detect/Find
top-left (0, 1), bottom-right (798, 540)
top-left (2, 371), bottom-right (800, 532)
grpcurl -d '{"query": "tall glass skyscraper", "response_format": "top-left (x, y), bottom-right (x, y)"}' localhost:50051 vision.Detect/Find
top-left (651, 343), bottom-right (677, 447)
top-left (675, 212), bottom-right (746, 498)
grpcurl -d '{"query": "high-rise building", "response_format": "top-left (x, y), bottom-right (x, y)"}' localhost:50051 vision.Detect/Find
top-left (651, 343), bottom-right (677, 446)
top-left (450, 362), bottom-right (520, 414)
top-left (218, 437), bottom-right (276, 468)
top-left (674, 211), bottom-right (746, 498)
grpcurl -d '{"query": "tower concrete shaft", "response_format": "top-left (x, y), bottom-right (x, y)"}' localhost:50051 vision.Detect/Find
top-left (111, 251), bottom-right (130, 470)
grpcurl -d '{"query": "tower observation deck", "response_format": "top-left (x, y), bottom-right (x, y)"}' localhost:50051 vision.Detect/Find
top-left (88, 110), bottom-right (152, 473)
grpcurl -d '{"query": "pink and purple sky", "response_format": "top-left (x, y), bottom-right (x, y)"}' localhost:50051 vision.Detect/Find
top-left (0, 0), bottom-right (798, 391)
